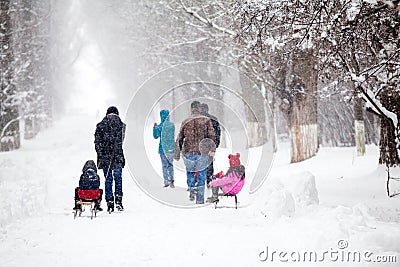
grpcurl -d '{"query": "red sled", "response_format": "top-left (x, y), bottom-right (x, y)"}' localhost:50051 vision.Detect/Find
top-left (74, 189), bottom-right (102, 220)
top-left (77, 189), bottom-right (101, 200)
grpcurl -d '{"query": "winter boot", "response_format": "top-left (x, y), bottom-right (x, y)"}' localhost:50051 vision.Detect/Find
top-left (94, 189), bottom-right (103, 211)
top-left (115, 192), bottom-right (124, 211)
top-left (206, 186), bottom-right (219, 203)
top-left (94, 200), bottom-right (103, 212)
top-left (169, 180), bottom-right (175, 188)
top-left (189, 188), bottom-right (196, 201)
top-left (196, 185), bottom-right (205, 204)
top-left (115, 205), bottom-right (124, 211)
top-left (73, 188), bottom-right (81, 210)
top-left (106, 197), bottom-right (114, 213)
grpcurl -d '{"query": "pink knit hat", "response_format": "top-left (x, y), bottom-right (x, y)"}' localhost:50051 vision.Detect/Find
top-left (228, 153), bottom-right (241, 167)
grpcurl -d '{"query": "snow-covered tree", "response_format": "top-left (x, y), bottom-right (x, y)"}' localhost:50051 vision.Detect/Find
top-left (232, 0), bottom-right (330, 162)
top-left (12, 0), bottom-right (52, 139)
top-left (324, 0), bottom-right (400, 165)
top-left (143, 0), bottom-right (398, 162)
top-left (232, 0), bottom-right (399, 164)
top-left (0, 0), bottom-right (52, 151)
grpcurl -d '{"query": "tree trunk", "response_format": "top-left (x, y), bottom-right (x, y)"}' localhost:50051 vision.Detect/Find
top-left (378, 86), bottom-right (400, 166)
top-left (379, 118), bottom-right (400, 166)
top-left (355, 120), bottom-right (366, 156)
top-left (354, 93), bottom-right (366, 156)
top-left (365, 109), bottom-right (379, 145)
top-left (0, 0), bottom-right (20, 151)
top-left (286, 51), bottom-right (318, 163)
top-left (266, 83), bottom-right (277, 152)
top-left (239, 72), bottom-right (268, 148)
top-left (289, 104), bottom-right (318, 163)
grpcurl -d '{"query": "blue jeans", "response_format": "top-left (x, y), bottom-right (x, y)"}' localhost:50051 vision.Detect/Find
top-left (185, 153), bottom-right (208, 203)
top-left (103, 167), bottom-right (122, 200)
top-left (160, 153), bottom-right (174, 184)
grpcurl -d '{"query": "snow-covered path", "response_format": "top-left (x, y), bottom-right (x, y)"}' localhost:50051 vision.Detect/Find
top-left (0, 114), bottom-right (269, 266)
top-left (1, 114), bottom-right (400, 267)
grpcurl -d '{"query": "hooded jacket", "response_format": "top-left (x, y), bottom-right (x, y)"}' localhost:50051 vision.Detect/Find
top-left (79, 160), bottom-right (101, 190)
top-left (94, 114), bottom-right (126, 169)
top-left (153, 110), bottom-right (175, 154)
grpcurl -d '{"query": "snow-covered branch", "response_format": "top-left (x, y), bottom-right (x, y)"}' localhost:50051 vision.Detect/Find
top-left (178, 0), bottom-right (235, 36)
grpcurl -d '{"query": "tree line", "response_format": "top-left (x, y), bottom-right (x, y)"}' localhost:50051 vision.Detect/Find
top-left (135, 0), bottom-right (399, 165)
top-left (0, 0), bottom-right (52, 151)
top-left (1, 0), bottom-right (399, 169)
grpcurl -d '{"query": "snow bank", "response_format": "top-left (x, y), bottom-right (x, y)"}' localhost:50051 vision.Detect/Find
top-left (0, 154), bottom-right (46, 228)
top-left (285, 171), bottom-right (319, 208)
top-left (256, 179), bottom-right (295, 218)
top-left (313, 203), bottom-right (400, 259)
top-left (257, 171), bottom-right (319, 219)
top-left (265, 188), bottom-right (295, 218)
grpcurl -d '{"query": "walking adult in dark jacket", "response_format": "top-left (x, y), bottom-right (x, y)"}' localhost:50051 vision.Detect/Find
top-left (175, 101), bottom-right (215, 204)
top-left (95, 106), bottom-right (126, 212)
top-left (200, 103), bottom-right (221, 186)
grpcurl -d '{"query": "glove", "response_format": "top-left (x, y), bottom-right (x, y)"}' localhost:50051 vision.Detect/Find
top-left (216, 171), bottom-right (224, 178)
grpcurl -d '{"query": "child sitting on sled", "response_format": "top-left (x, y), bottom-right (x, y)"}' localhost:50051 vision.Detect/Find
top-left (73, 160), bottom-right (103, 211)
top-left (206, 153), bottom-right (245, 203)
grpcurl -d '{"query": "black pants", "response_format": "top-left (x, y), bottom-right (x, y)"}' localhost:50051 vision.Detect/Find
top-left (206, 155), bottom-right (214, 184)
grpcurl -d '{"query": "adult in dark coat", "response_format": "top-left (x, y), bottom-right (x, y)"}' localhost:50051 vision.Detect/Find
top-left (200, 103), bottom-right (221, 187)
top-left (94, 106), bottom-right (126, 212)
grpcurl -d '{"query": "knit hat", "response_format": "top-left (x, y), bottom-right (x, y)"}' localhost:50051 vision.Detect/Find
top-left (228, 153), bottom-right (241, 167)
top-left (200, 103), bottom-right (209, 113)
top-left (106, 106), bottom-right (119, 115)
top-left (191, 101), bottom-right (201, 111)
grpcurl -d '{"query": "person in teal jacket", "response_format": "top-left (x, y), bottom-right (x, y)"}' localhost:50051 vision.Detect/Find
top-left (153, 109), bottom-right (175, 188)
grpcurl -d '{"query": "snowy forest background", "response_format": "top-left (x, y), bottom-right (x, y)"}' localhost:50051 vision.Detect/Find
top-left (1, 0), bottom-right (399, 178)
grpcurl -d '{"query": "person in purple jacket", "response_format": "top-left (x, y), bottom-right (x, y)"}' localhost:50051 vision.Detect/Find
top-left (207, 153), bottom-right (245, 203)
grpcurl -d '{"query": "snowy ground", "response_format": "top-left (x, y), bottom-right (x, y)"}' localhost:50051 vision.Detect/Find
top-left (0, 114), bottom-right (400, 267)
